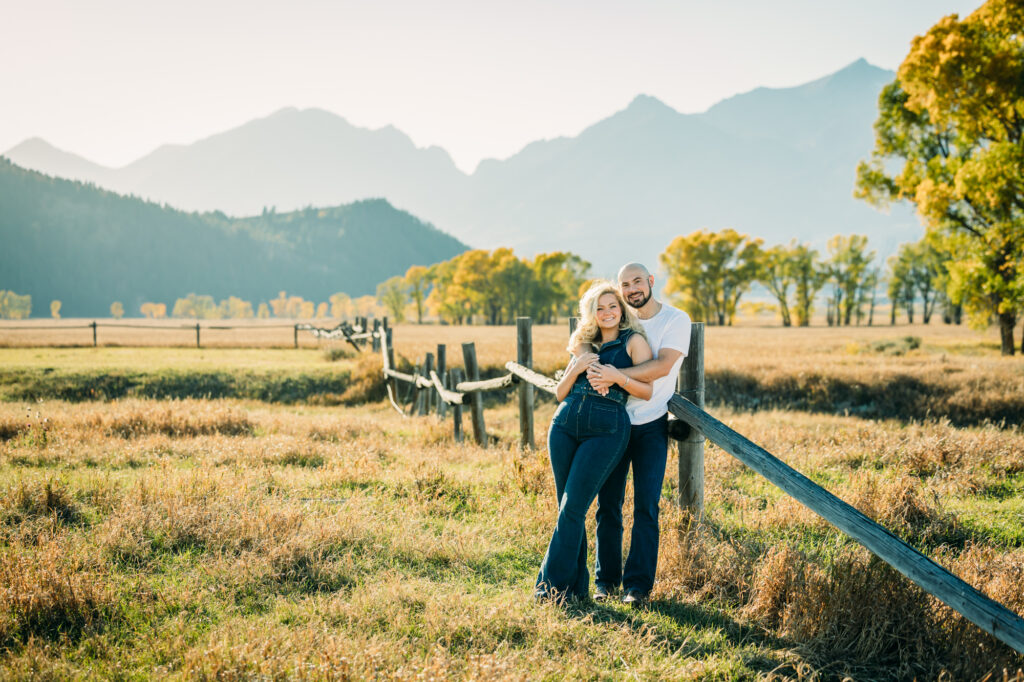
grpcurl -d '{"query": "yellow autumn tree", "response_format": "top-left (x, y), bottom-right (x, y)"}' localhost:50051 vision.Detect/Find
top-left (660, 228), bottom-right (763, 325)
top-left (856, 0), bottom-right (1024, 353)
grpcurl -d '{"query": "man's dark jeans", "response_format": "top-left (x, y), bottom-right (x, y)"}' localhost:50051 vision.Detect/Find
top-left (594, 414), bottom-right (669, 595)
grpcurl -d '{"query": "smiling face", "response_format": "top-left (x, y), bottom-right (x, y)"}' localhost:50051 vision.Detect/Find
top-left (595, 292), bottom-right (623, 330)
top-left (618, 265), bottom-right (653, 310)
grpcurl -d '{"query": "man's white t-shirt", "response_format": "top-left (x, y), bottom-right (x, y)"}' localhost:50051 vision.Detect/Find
top-left (626, 303), bottom-right (692, 426)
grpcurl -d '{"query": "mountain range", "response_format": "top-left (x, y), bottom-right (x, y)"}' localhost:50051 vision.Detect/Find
top-left (0, 159), bottom-right (467, 317)
top-left (4, 58), bottom-right (919, 277)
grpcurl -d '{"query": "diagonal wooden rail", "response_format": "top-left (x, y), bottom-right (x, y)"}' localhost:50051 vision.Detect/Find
top-left (668, 394), bottom-right (1024, 654)
top-left (379, 316), bottom-right (1024, 655)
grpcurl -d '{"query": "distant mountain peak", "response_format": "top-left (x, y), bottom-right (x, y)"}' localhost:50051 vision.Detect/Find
top-left (625, 93), bottom-right (677, 114)
top-left (7, 136), bottom-right (56, 153)
top-left (3, 137), bottom-right (111, 177)
top-left (811, 57), bottom-right (892, 88)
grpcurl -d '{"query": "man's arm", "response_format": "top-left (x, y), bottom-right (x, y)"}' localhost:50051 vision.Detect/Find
top-left (586, 348), bottom-right (683, 390)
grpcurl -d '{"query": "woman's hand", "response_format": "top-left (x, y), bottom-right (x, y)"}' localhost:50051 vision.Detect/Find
top-left (588, 362), bottom-right (653, 400)
top-left (572, 352), bottom-right (599, 377)
top-left (554, 350), bottom-right (599, 402)
top-left (588, 363), bottom-right (624, 387)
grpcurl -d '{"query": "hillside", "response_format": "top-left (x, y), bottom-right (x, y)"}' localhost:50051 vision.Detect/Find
top-left (5, 59), bottom-right (921, 275)
top-left (0, 159), bottom-right (467, 317)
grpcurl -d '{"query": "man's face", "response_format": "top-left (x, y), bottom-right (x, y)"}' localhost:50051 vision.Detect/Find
top-left (619, 268), bottom-right (653, 309)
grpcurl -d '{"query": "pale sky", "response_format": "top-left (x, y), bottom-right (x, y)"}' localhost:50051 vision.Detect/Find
top-left (1, 0), bottom-right (983, 173)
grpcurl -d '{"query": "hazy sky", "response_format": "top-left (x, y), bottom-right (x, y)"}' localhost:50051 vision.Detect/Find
top-left (2, 0), bottom-right (983, 173)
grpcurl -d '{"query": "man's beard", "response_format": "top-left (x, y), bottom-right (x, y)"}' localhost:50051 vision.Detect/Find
top-left (626, 288), bottom-right (652, 309)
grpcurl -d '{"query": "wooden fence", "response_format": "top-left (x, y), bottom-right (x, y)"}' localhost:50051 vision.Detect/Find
top-left (380, 316), bottom-right (1024, 655)
top-left (0, 317), bottom-right (381, 349)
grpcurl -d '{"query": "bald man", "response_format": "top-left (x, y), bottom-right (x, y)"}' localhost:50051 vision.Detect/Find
top-left (586, 262), bottom-right (691, 606)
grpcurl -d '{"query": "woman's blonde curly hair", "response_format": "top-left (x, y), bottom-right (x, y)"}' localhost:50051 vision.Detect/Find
top-left (567, 280), bottom-right (646, 353)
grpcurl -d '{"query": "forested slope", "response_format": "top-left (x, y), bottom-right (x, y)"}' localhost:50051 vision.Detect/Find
top-left (0, 159), bottom-right (467, 317)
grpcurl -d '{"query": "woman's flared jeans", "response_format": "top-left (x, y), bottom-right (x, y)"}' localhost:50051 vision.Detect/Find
top-left (536, 393), bottom-right (630, 600)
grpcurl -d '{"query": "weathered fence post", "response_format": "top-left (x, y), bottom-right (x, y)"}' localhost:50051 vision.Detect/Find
top-left (450, 368), bottom-right (464, 443)
top-left (569, 317), bottom-right (578, 337)
top-left (436, 344), bottom-right (448, 418)
top-left (421, 353), bottom-right (434, 416)
top-left (196, 323), bottom-right (201, 349)
top-left (461, 342), bottom-right (487, 447)
top-left (409, 362), bottom-right (423, 415)
top-left (294, 323), bottom-right (299, 349)
top-left (517, 317), bottom-right (534, 449)
top-left (372, 319), bottom-right (381, 352)
top-left (91, 321), bottom-right (97, 347)
top-left (385, 327), bottom-right (398, 400)
top-left (677, 322), bottom-right (705, 519)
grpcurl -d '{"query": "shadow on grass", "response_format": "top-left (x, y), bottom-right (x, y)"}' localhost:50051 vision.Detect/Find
top-left (562, 596), bottom-right (790, 675)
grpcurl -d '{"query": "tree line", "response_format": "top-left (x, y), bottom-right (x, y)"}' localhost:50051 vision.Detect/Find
top-left (159, 291), bottom-right (384, 321)
top-left (660, 229), bottom-right (964, 330)
top-left (376, 249), bottom-right (590, 325)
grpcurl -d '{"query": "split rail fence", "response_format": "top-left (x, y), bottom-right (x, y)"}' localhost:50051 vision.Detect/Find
top-left (0, 317), bottom-right (382, 349)
top-left (379, 316), bottom-right (1024, 655)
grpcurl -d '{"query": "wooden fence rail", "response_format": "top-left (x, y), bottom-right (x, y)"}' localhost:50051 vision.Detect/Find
top-left (668, 394), bottom-right (1024, 653)
top-left (378, 317), bottom-right (1024, 655)
top-left (0, 319), bottom-right (383, 349)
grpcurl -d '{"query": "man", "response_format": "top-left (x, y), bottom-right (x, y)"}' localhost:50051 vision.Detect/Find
top-left (587, 262), bottom-right (691, 606)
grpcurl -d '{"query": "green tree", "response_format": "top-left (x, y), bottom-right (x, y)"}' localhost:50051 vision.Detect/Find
top-left (888, 240), bottom-right (946, 325)
top-left (661, 229), bottom-right (763, 325)
top-left (856, 0), bottom-right (1024, 353)
top-left (758, 243), bottom-right (797, 326)
top-left (404, 265), bottom-right (430, 324)
top-left (377, 276), bottom-right (408, 323)
top-left (862, 267), bottom-right (881, 326)
top-left (50, 300), bottom-right (61, 319)
top-left (791, 245), bottom-right (827, 327)
top-left (887, 252), bottom-right (916, 324)
top-left (110, 301), bottom-right (125, 319)
top-left (531, 252), bottom-right (591, 323)
top-left (826, 235), bottom-right (875, 326)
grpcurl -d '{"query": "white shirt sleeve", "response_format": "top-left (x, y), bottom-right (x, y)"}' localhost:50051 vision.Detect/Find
top-left (658, 310), bottom-right (691, 356)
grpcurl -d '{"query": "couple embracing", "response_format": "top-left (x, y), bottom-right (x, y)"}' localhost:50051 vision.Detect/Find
top-left (535, 262), bottom-right (691, 606)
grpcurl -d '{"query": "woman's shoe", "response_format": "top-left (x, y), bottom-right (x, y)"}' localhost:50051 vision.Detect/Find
top-left (593, 585), bottom-right (615, 602)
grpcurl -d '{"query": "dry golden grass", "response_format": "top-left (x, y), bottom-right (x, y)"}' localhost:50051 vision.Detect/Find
top-left (0, 395), bottom-right (1021, 679)
top-left (0, 324), bottom-right (1022, 678)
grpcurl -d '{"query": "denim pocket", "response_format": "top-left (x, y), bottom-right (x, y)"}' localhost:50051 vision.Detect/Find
top-left (587, 403), bottom-right (621, 435)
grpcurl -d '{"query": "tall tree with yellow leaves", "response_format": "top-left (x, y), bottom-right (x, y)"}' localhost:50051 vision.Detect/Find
top-left (856, 0), bottom-right (1024, 353)
top-left (661, 229), bottom-right (762, 325)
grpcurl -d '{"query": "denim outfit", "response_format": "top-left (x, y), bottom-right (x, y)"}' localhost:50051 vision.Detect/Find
top-left (536, 329), bottom-right (635, 600)
top-left (595, 413), bottom-right (669, 595)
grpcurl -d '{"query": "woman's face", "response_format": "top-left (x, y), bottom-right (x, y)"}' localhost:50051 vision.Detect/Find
top-left (595, 292), bottom-right (622, 330)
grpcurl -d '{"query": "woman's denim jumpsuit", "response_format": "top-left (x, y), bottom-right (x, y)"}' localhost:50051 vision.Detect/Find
top-left (536, 329), bottom-right (635, 600)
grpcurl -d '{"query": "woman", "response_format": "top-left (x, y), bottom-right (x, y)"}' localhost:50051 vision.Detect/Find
top-left (535, 280), bottom-right (653, 603)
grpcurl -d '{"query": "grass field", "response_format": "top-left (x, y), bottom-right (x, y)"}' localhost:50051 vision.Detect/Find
top-left (1, 325), bottom-right (1023, 679)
